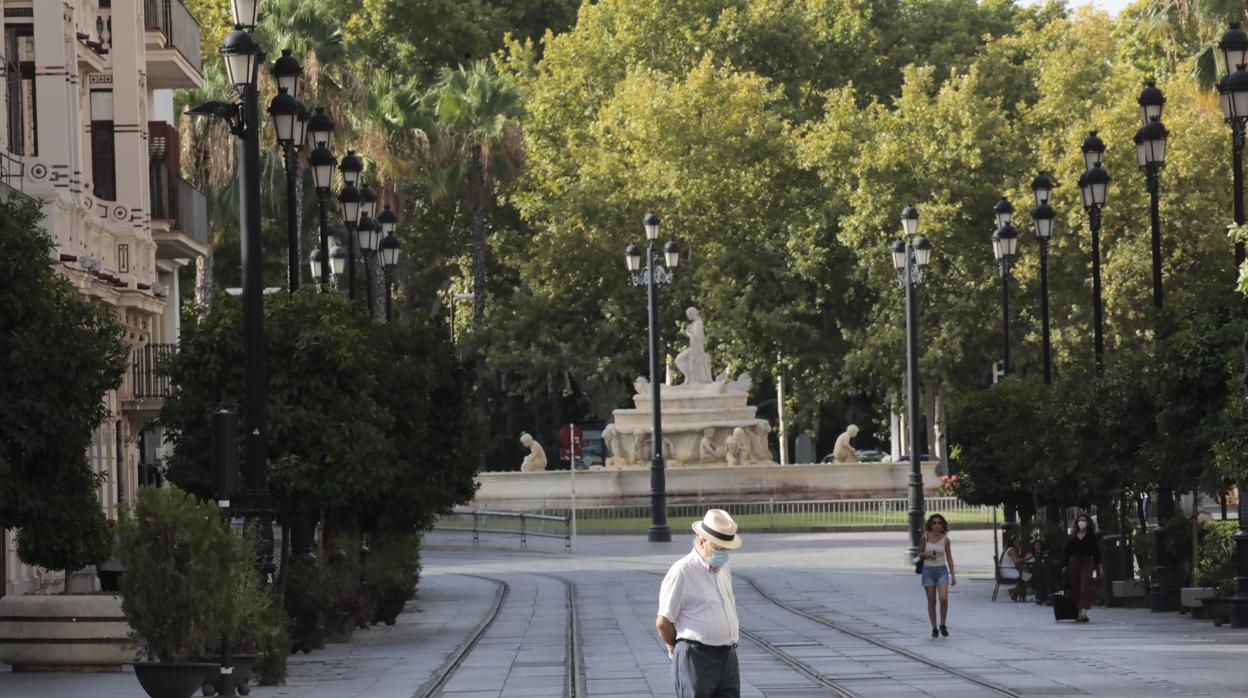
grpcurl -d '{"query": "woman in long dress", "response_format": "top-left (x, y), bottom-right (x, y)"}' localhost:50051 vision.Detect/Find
top-left (675, 307), bottom-right (713, 384)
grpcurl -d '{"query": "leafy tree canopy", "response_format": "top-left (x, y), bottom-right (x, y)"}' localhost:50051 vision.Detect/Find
top-left (0, 197), bottom-right (126, 571)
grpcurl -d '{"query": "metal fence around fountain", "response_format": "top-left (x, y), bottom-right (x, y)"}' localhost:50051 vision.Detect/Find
top-left (438, 496), bottom-right (995, 536)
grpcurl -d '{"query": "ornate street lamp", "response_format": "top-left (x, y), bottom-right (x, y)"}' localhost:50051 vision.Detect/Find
top-left (990, 220), bottom-right (1019, 376)
top-left (623, 212), bottom-right (681, 542)
top-left (891, 204), bottom-right (932, 561)
top-left (1031, 187), bottom-right (1056, 385)
top-left (1077, 143), bottom-right (1110, 371)
top-left (308, 142), bottom-right (337, 286)
top-left (271, 48), bottom-right (303, 101)
top-left (267, 77), bottom-right (304, 293)
top-left (380, 231), bottom-right (400, 322)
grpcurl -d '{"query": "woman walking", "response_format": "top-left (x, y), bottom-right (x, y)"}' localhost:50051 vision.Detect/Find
top-left (1063, 513), bottom-right (1102, 623)
top-left (918, 513), bottom-right (956, 637)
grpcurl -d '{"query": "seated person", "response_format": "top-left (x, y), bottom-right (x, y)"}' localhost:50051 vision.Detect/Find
top-left (999, 533), bottom-right (1033, 601)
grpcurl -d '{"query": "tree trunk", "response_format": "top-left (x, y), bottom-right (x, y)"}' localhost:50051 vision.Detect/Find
top-left (470, 147), bottom-right (489, 325)
top-left (295, 166), bottom-right (304, 291)
top-left (195, 247), bottom-right (214, 310)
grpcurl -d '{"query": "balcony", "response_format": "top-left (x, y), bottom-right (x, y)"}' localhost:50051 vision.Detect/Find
top-left (131, 343), bottom-right (175, 399)
top-left (144, 0), bottom-right (202, 89)
top-left (123, 343), bottom-right (175, 421)
top-left (149, 121), bottom-right (209, 260)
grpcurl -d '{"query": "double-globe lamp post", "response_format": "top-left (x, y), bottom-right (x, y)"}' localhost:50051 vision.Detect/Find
top-left (1216, 23), bottom-right (1248, 629)
top-left (187, 0), bottom-right (284, 581)
top-left (1131, 80), bottom-right (1181, 612)
top-left (1077, 132), bottom-right (1110, 372)
top-left (265, 49), bottom-right (307, 292)
top-left (991, 198), bottom-right (1019, 377)
top-left (1031, 173), bottom-right (1056, 385)
top-left (306, 109), bottom-right (337, 287)
top-left (377, 206), bottom-right (401, 322)
top-left (624, 213), bottom-right (681, 542)
top-left (890, 206), bottom-right (932, 559)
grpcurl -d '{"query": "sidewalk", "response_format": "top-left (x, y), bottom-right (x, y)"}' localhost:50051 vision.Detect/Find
top-left (2, 528), bottom-right (1245, 697)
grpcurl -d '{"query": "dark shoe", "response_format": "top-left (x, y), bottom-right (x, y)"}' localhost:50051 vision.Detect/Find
top-left (1076, 616), bottom-right (1090, 623)
top-left (939, 625), bottom-right (949, 637)
top-left (931, 628), bottom-right (939, 638)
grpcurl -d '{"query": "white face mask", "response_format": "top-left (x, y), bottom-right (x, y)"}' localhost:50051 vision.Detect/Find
top-left (1077, 520), bottom-right (1088, 530)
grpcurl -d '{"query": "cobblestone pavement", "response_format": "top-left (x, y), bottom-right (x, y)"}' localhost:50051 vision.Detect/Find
top-left (2, 528), bottom-right (1246, 697)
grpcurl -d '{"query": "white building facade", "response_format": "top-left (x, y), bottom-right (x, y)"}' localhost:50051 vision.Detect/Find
top-left (1, 0), bottom-right (206, 595)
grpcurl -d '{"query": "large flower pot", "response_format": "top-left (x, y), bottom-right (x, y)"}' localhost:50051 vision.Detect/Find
top-left (195, 654), bottom-right (257, 697)
top-left (289, 618), bottom-right (324, 654)
top-left (1201, 597), bottom-right (1233, 627)
top-left (0, 594), bottom-right (136, 671)
top-left (373, 597), bottom-right (406, 626)
top-left (132, 662), bottom-right (216, 698)
top-left (324, 612), bottom-right (355, 643)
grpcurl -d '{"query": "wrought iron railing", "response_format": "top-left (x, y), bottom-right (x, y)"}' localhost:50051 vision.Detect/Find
top-left (131, 343), bottom-right (175, 399)
top-left (444, 496), bottom-right (998, 535)
top-left (437, 510), bottom-right (572, 552)
top-left (143, 0), bottom-right (202, 75)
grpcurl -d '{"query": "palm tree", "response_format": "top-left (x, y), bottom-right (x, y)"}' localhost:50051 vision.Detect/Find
top-left (418, 61), bottom-right (524, 324)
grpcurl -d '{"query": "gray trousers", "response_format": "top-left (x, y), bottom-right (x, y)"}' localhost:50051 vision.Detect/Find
top-left (672, 640), bottom-right (740, 698)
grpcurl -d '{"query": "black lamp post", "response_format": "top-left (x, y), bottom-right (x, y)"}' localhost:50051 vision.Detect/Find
top-left (358, 183), bottom-right (379, 310)
top-left (1031, 173), bottom-right (1056, 385)
top-left (1220, 24), bottom-right (1248, 264)
top-left (1079, 131), bottom-right (1110, 372)
top-left (188, 4), bottom-right (269, 692)
top-left (336, 153), bottom-right (363, 301)
top-left (991, 203), bottom-right (1019, 376)
top-left (357, 211), bottom-right (380, 315)
top-left (891, 205), bottom-right (932, 560)
top-left (624, 212), bottom-right (680, 542)
top-left (1136, 82), bottom-right (1168, 310)
top-left (307, 114), bottom-right (337, 288)
top-left (380, 226), bottom-right (400, 323)
top-left (267, 52), bottom-right (305, 292)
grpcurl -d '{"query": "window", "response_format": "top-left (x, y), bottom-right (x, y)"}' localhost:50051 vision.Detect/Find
top-left (90, 90), bottom-right (116, 200)
top-left (4, 25), bottom-right (35, 156)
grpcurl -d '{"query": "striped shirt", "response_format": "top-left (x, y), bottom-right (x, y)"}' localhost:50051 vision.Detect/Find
top-left (657, 548), bottom-right (739, 646)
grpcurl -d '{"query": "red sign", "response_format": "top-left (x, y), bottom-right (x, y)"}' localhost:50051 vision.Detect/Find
top-left (559, 424), bottom-right (583, 462)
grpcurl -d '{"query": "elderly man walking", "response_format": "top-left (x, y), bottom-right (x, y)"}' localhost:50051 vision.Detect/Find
top-left (656, 509), bottom-right (743, 698)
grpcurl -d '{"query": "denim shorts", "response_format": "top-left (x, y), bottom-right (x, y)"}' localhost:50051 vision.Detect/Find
top-left (921, 564), bottom-right (950, 587)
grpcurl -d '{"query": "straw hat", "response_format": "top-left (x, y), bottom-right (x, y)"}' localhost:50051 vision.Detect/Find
top-left (692, 509), bottom-right (742, 550)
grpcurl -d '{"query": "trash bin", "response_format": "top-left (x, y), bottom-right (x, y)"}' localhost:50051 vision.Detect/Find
top-left (1101, 534), bottom-right (1132, 607)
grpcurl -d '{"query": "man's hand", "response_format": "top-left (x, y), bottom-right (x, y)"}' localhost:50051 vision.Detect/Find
top-left (656, 616), bottom-right (677, 661)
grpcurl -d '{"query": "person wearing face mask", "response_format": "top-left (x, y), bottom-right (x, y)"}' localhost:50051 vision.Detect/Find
top-left (1062, 513), bottom-right (1102, 622)
top-left (657, 509), bottom-right (743, 698)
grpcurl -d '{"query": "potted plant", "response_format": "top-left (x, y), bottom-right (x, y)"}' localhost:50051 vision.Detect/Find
top-left (1196, 521), bottom-right (1237, 626)
top-left (197, 527), bottom-right (274, 696)
top-left (116, 486), bottom-right (233, 698)
top-left (364, 532), bottom-right (422, 625)
top-left (323, 546), bottom-right (361, 643)
top-left (284, 557), bottom-right (329, 654)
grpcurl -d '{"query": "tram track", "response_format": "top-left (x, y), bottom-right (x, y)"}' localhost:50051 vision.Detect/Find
top-left (416, 572), bottom-right (583, 698)
top-left (413, 574), bottom-right (508, 698)
top-left (737, 572), bottom-right (1022, 697)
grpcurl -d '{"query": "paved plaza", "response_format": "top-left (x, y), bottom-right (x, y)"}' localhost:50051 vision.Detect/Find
top-left (2, 528), bottom-right (1246, 697)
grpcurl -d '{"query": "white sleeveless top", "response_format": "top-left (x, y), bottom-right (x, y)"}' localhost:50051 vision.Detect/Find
top-left (925, 537), bottom-right (948, 567)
